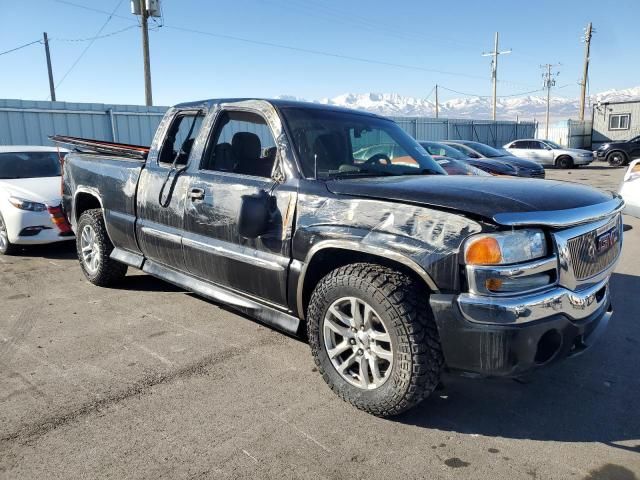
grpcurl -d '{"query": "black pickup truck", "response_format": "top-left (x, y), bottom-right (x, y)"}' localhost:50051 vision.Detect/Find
top-left (56, 99), bottom-right (623, 416)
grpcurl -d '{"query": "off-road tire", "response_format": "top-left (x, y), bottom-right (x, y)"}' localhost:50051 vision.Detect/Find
top-left (607, 151), bottom-right (628, 167)
top-left (0, 211), bottom-right (18, 255)
top-left (307, 263), bottom-right (444, 417)
top-left (556, 155), bottom-right (574, 169)
top-left (76, 209), bottom-right (127, 286)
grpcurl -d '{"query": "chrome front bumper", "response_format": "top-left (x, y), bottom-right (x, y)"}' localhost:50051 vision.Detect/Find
top-left (458, 276), bottom-right (611, 325)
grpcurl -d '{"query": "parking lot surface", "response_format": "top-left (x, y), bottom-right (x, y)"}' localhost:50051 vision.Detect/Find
top-left (1, 165), bottom-right (638, 480)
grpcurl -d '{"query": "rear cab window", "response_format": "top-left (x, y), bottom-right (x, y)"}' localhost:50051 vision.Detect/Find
top-left (158, 112), bottom-right (204, 166)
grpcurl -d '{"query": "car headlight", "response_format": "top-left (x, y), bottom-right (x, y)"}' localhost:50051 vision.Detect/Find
top-left (464, 229), bottom-right (546, 265)
top-left (8, 196), bottom-right (47, 212)
top-left (599, 144), bottom-right (610, 150)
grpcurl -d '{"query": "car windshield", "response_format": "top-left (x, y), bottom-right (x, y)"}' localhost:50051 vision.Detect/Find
top-left (544, 140), bottom-right (562, 149)
top-left (280, 107), bottom-right (445, 179)
top-left (420, 142), bottom-right (468, 160)
top-left (462, 142), bottom-right (506, 158)
top-left (0, 151), bottom-right (62, 179)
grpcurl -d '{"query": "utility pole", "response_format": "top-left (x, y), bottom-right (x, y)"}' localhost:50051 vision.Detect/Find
top-left (434, 84), bottom-right (439, 118)
top-left (541, 63), bottom-right (561, 139)
top-left (132, 0), bottom-right (155, 105)
top-left (482, 32), bottom-right (511, 121)
top-left (578, 22), bottom-right (594, 121)
top-left (43, 32), bottom-right (56, 101)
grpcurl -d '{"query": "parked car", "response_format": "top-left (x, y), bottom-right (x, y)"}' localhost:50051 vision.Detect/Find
top-left (595, 135), bottom-right (640, 167)
top-left (420, 141), bottom-right (517, 176)
top-left (443, 140), bottom-right (546, 178)
top-left (435, 157), bottom-right (490, 176)
top-left (0, 146), bottom-right (73, 255)
top-left (57, 99), bottom-right (622, 417)
top-left (503, 139), bottom-right (594, 169)
top-left (619, 159), bottom-right (640, 218)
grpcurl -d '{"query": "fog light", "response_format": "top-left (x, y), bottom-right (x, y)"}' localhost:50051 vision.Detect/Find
top-left (485, 273), bottom-right (552, 293)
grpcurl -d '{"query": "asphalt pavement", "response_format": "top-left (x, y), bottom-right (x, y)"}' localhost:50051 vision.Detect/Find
top-left (0, 164), bottom-right (638, 480)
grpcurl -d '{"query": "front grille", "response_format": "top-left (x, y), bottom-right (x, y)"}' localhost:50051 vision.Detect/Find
top-left (567, 216), bottom-right (621, 281)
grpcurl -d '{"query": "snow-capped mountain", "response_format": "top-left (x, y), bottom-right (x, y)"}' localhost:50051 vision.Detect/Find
top-left (278, 86), bottom-right (640, 121)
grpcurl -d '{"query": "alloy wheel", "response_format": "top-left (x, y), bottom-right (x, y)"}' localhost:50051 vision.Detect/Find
top-left (0, 215), bottom-right (8, 251)
top-left (323, 296), bottom-right (393, 390)
top-left (80, 224), bottom-right (101, 274)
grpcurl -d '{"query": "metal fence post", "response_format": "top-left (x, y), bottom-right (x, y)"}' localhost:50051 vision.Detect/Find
top-left (107, 109), bottom-right (117, 142)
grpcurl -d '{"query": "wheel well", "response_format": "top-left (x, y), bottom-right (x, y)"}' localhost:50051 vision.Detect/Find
top-left (74, 193), bottom-right (102, 221)
top-left (300, 248), bottom-right (433, 317)
top-left (555, 154), bottom-right (573, 164)
top-left (607, 150), bottom-right (628, 159)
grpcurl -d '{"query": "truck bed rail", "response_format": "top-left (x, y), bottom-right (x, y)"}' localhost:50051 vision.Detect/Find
top-left (49, 135), bottom-right (149, 160)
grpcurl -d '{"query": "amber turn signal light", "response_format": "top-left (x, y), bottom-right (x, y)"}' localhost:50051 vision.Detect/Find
top-left (465, 236), bottom-right (502, 265)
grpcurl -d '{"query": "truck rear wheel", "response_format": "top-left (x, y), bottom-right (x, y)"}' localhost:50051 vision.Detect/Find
top-left (307, 263), bottom-right (444, 417)
top-left (76, 209), bottom-right (127, 286)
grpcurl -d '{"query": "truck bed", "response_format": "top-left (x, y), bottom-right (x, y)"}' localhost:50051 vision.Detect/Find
top-left (50, 135), bottom-right (149, 160)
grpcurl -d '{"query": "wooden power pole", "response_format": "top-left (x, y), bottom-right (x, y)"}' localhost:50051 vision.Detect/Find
top-left (578, 22), bottom-right (593, 121)
top-left (43, 32), bottom-right (56, 101)
top-left (482, 32), bottom-right (511, 121)
top-left (434, 84), bottom-right (439, 118)
top-left (139, 0), bottom-right (153, 106)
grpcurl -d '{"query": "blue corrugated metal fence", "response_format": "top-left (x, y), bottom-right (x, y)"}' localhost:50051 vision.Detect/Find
top-left (0, 99), bottom-right (536, 148)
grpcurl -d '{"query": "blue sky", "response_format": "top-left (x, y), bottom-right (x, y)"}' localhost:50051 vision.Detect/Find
top-left (0, 0), bottom-right (638, 106)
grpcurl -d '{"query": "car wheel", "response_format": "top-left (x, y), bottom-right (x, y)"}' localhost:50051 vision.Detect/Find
top-left (76, 209), bottom-right (128, 286)
top-left (307, 263), bottom-right (444, 417)
top-left (555, 156), bottom-right (574, 169)
top-left (607, 151), bottom-right (628, 167)
top-left (0, 212), bottom-right (18, 255)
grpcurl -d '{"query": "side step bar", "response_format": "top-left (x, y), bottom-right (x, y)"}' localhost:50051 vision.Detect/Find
top-left (141, 259), bottom-right (300, 335)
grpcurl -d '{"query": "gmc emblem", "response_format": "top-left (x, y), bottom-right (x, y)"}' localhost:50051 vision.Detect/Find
top-left (596, 226), bottom-right (620, 254)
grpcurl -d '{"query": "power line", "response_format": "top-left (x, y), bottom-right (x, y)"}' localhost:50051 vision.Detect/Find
top-left (52, 0), bottom-right (126, 95)
top-left (53, 24), bottom-right (138, 42)
top-left (438, 85), bottom-right (543, 98)
top-left (162, 24), bottom-right (489, 81)
top-left (52, 0), bottom-right (134, 22)
top-left (0, 39), bottom-right (42, 57)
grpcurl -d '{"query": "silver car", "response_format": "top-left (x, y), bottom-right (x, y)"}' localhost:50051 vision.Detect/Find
top-left (503, 139), bottom-right (594, 169)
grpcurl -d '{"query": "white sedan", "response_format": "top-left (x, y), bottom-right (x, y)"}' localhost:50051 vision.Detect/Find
top-left (620, 159), bottom-right (640, 219)
top-left (0, 146), bottom-right (73, 255)
top-left (503, 139), bottom-right (594, 168)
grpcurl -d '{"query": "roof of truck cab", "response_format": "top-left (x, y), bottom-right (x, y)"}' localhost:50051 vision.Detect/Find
top-left (173, 98), bottom-right (386, 119)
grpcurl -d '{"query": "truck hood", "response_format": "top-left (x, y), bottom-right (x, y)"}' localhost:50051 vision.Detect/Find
top-left (0, 176), bottom-right (62, 205)
top-left (326, 175), bottom-right (613, 219)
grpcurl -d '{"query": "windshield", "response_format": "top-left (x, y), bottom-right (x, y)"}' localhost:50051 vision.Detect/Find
top-left (463, 142), bottom-right (505, 158)
top-left (420, 142), bottom-right (468, 160)
top-left (544, 140), bottom-right (562, 149)
top-left (0, 151), bottom-right (62, 179)
top-left (280, 107), bottom-right (445, 178)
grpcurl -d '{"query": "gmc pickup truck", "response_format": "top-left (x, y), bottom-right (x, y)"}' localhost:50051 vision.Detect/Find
top-left (56, 99), bottom-right (624, 417)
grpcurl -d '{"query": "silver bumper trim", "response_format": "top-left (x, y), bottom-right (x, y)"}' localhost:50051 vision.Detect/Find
top-left (457, 277), bottom-right (610, 325)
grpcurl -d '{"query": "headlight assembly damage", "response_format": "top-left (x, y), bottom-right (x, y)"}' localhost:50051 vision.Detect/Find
top-left (464, 229), bottom-right (555, 295)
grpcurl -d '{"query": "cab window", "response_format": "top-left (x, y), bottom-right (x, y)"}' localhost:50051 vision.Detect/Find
top-left (158, 112), bottom-right (204, 166)
top-left (201, 111), bottom-right (277, 178)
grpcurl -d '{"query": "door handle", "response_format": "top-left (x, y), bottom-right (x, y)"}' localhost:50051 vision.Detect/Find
top-left (188, 188), bottom-right (205, 200)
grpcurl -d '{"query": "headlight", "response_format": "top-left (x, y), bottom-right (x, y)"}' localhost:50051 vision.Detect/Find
top-left (8, 196), bottom-right (47, 212)
top-left (464, 229), bottom-right (546, 265)
top-left (600, 144), bottom-right (610, 150)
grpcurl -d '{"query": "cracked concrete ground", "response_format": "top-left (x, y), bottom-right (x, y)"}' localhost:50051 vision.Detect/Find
top-left (1, 164), bottom-right (639, 479)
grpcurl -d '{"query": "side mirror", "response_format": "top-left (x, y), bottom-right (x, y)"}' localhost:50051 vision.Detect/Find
top-left (238, 191), bottom-right (272, 239)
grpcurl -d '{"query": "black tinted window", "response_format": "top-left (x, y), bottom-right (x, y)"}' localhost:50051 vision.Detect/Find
top-left (158, 113), bottom-right (204, 166)
top-left (0, 152), bottom-right (62, 179)
top-left (202, 111), bottom-right (277, 178)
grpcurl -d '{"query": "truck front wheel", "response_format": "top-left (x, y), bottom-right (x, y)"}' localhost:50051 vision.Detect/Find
top-left (307, 263), bottom-right (444, 416)
top-left (76, 209), bottom-right (128, 286)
